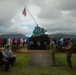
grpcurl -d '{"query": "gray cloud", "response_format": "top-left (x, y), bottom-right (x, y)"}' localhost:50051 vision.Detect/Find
top-left (32, 0), bottom-right (76, 34)
top-left (0, 0), bottom-right (26, 26)
top-left (0, 0), bottom-right (76, 36)
top-left (0, 0), bottom-right (39, 36)
top-left (57, 0), bottom-right (76, 11)
top-left (0, 0), bottom-right (29, 34)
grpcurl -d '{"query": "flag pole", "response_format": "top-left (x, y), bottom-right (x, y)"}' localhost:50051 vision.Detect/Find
top-left (25, 6), bottom-right (38, 26)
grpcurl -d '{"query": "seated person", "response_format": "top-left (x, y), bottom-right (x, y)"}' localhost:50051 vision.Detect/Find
top-left (8, 46), bottom-right (16, 58)
top-left (3, 45), bottom-right (16, 66)
top-left (0, 49), bottom-right (10, 71)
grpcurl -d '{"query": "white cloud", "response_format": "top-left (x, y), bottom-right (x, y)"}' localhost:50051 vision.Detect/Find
top-left (0, 0), bottom-right (76, 36)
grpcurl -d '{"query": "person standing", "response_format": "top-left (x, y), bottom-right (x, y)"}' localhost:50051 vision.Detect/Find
top-left (63, 38), bottom-right (73, 69)
top-left (50, 38), bottom-right (56, 66)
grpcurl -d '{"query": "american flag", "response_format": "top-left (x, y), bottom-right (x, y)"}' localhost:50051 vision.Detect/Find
top-left (22, 8), bottom-right (26, 16)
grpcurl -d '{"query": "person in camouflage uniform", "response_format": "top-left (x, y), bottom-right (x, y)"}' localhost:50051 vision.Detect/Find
top-left (63, 38), bottom-right (73, 69)
top-left (50, 38), bottom-right (56, 66)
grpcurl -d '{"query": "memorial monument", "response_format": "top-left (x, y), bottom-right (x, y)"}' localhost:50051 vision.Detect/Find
top-left (28, 25), bottom-right (50, 50)
top-left (23, 6), bottom-right (50, 50)
top-left (32, 25), bottom-right (47, 36)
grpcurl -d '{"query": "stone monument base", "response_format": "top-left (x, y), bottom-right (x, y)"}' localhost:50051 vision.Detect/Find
top-left (28, 34), bottom-right (50, 50)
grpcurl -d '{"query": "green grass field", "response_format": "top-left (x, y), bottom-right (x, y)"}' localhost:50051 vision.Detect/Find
top-left (56, 53), bottom-right (76, 68)
top-left (0, 52), bottom-right (76, 75)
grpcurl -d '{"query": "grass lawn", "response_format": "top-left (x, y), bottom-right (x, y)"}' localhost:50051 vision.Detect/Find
top-left (0, 52), bottom-right (76, 75)
top-left (56, 53), bottom-right (76, 68)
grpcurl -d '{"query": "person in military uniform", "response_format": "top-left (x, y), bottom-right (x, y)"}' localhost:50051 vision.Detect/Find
top-left (50, 38), bottom-right (56, 66)
top-left (63, 38), bottom-right (73, 69)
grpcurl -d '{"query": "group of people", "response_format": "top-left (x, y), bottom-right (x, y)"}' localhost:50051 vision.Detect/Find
top-left (50, 38), bottom-right (73, 69)
top-left (0, 45), bottom-right (16, 71)
top-left (0, 37), bottom-right (74, 71)
top-left (0, 38), bottom-right (27, 48)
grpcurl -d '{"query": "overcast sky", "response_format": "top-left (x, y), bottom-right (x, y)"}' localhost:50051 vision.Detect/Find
top-left (0, 0), bottom-right (76, 36)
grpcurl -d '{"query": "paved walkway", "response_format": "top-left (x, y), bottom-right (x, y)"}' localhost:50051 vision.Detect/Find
top-left (28, 52), bottom-right (63, 67)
